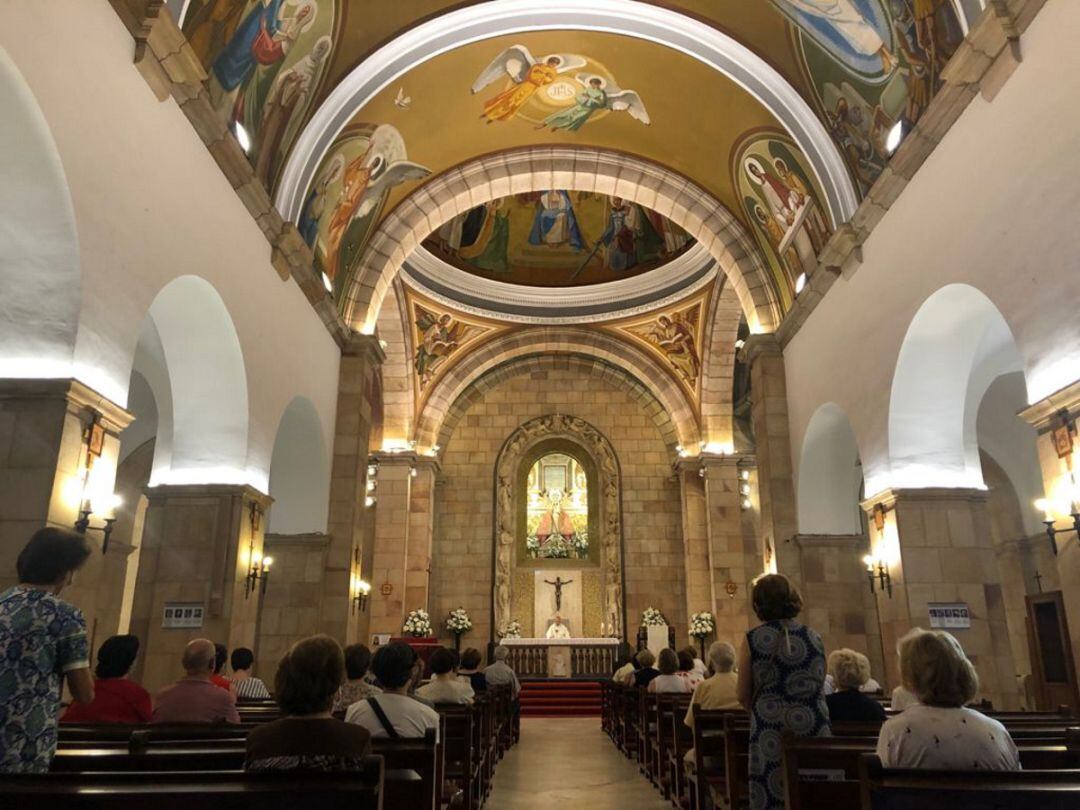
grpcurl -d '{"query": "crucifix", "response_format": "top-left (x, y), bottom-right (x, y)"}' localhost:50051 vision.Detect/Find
top-left (1034, 570), bottom-right (1044, 594)
top-left (544, 576), bottom-right (573, 611)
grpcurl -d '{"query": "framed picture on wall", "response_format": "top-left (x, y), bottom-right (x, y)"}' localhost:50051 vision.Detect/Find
top-left (88, 421), bottom-right (105, 457)
top-left (1052, 421), bottom-right (1074, 460)
top-left (371, 633), bottom-right (391, 648)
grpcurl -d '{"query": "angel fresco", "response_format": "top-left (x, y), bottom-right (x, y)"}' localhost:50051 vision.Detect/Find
top-left (414, 308), bottom-right (482, 387)
top-left (540, 74), bottom-right (650, 132)
top-left (472, 45), bottom-right (586, 123)
top-left (647, 312), bottom-right (701, 386)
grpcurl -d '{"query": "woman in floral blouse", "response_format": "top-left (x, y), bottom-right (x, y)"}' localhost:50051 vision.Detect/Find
top-left (332, 643), bottom-right (381, 714)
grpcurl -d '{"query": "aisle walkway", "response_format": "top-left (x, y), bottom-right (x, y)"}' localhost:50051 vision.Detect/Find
top-left (487, 717), bottom-right (672, 809)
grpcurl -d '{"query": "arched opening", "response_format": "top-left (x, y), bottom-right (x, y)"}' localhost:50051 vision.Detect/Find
top-left (798, 403), bottom-right (864, 535)
top-left (886, 283), bottom-right (1026, 491)
top-left (267, 396), bottom-right (330, 535)
top-left (0, 47), bottom-right (81, 381)
top-left (522, 445), bottom-right (596, 565)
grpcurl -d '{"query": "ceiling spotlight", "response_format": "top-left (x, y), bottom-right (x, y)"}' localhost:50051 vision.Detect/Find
top-left (321, 272), bottom-right (333, 293)
top-left (234, 122), bottom-right (252, 153)
top-left (885, 121), bottom-right (904, 154)
top-left (735, 339), bottom-right (745, 350)
top-left (794, 273), bottom-right (807, 295)
top-left (741, 470), bottom-right (750, 481)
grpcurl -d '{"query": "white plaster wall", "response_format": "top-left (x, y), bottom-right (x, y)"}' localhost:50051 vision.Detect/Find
top-left (267, 397), bottom-right (330, 535)
top-left (797, 403), bottom-right (863, 535)
top-left (785, 0), bottom-right (1080, 498)
top-left (0, 2), bottom-right (340, 493)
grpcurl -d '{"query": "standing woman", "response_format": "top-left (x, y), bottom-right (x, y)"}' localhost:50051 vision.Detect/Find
top-left (737, 574), bottom-right (830, 810)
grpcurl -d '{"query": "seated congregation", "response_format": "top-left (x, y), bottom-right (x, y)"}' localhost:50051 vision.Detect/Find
top-left (602, 573), bottom-right (1080, 809)
top-left (0, 528), bottom-right (521, 808)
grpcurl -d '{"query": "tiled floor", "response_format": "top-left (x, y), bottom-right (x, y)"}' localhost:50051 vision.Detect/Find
top-left (486, 717), bottom-right (672, 808)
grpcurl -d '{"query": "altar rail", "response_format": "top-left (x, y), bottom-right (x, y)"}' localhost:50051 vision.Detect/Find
top-left (500, 639), bottom-right (620, 678)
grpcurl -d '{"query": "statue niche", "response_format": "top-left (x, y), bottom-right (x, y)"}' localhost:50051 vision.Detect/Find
top-left (493, 415), bottom-right (625, 641)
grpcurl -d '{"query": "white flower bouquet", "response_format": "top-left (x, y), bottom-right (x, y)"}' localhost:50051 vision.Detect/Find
top-left (446, 606), bottom-right (473, 636)
top-left (403, 608), bottom-right (433, 637)
top-left (641, 607), bottom-right (667, 627)
top-left (689, 611), bottom-right (715, 639)
top-left (500, 619), bottom-right (522, 639)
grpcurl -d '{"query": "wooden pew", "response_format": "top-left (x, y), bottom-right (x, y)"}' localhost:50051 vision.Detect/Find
top-left (621, 685), bottom-right (641, 760)
top-left (372, 727), bottom-right (440, 810)
top-left (437, 703), bottom-right (479, 810)
top-left (858, 753), bottom-right (1080, 810)
top-left (683, 708), bottom-right (746, 810)
top-left (51, 745), bottom-right (246, 772)
top-left (640, 690), bottom-right (659, 784)
top-left (721, 712), bottom-right (751, 809)
top-left (0, 764), bottom-right (385, 809)
top-left (666, 694), bottom-right (695, 809)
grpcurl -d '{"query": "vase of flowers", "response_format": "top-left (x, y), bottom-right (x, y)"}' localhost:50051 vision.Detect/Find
top-left (689, 611), bottom-right (716, 658)
top-left (403, 608), bottom-right (433, 638)
top-left (446, 606), bottom-right (472, 651)
top-left (641, 607), bottom-right (667, 627)
top-left (500, 619), bottom-right (522, 639)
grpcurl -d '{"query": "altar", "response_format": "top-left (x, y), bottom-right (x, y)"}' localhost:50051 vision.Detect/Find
top-left (500, 637), bottom-right (620, 678)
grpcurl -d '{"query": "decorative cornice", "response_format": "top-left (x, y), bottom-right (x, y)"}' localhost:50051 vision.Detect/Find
top-left (860, 487), bottom-right (989, 512)
top-left (342, 332), bottom-right (387, 365)
top-left (741, 333), bottom-right (782, 367)
top-left (0, 378), bottom-right (133, 433)
top-left (143, 482), bottom-right (274, 508)
top-left (793, 534), bottom-right (868, 550)
top-left (1019, 379), bottom-right (1080, 432)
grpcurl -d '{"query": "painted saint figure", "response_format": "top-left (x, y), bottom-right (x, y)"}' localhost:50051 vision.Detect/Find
top-left (541, 75), bottom-right (650, 133)
top-left (649, 314), bottom-right (701, 386)
top-left (528, 191), bottom-right (584, 250)
top-left (297, 153), bottom-right (343, 248)
top-left (599, 198), bottom-right (639, 272)
top-left (771, 0), bottom-right (895, 72)
top-left (471, 45), bottom-right (586, 123)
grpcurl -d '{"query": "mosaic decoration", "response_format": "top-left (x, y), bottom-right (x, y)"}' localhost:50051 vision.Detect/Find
top-left (611, 293), bottom-right (708, 397)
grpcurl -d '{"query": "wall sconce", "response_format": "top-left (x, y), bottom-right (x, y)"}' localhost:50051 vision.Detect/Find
top-left (245, 552), bottom-right (272, 598)
top-left (739, 468), bottom-right (754, 511)
top-left (352, 577), bottom-right (371, 614)
top-left (863, 555), bottom-right (893, 597)
top-left (1035, 498), bottom-right (1079, 557)
top-left (74, 495), bottom-right (120, 555)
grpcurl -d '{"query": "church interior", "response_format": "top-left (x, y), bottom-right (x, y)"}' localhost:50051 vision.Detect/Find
top-left (2, 0), bottom-right (1080, 806)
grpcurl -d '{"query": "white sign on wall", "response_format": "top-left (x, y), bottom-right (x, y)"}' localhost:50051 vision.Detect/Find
top-left (162, 603), bottom-right (205, 629)
top-left (928, 603), bottom-right (970, 629)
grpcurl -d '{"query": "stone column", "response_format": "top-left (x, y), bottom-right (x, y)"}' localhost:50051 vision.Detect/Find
top-left (129, 484), bottom-right (272, 692)
top-left (675, 461), bottom-right (715, 629)
top-left (0, 379), bottom-right (132, 648)
top-left (701, 456), bottom-right (761, 643)
top-left (257, 532), bottom-right (330, 675)
top-left (322, 333), bottom-right (384, 645)
top-left (742, 335), bottom-right (800, 586)
top-left (405, 457), bottom-right (439, 618)
top-left (861, 488), bottom-right (1021, 709)
top-left (367, 453), bottom-right (415, 638)
top-left (1019, 381), bottom-right (1080, 683)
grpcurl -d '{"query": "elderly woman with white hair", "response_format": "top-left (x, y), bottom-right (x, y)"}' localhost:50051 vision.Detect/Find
top-left (684, 641), bottom-right (740, 729)
top-left (876, 629), bottom-right (1020, 771)
top-left (825, 649), bottom-right (886, 723)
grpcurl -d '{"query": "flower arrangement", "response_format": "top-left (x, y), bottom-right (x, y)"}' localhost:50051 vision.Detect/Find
top-left (446, 606), bottom-right (472, 636)
top-left (641, 607), bottom-right (667, 627)
top-left (526, 533), bottom-right (589, 559)
top-left (500, 619), bottom-right (522, 639)
top-left (403, 608), bottom-right (433, 637)
top-left (689, 611), bottom-right (716, 639)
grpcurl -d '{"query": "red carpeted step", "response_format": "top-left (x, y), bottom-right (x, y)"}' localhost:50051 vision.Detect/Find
top-left (518, 680), bottom-right (604, 717)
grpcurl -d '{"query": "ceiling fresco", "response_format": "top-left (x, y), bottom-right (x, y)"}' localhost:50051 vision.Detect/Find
top-left (421, 191), bottom-right (694, 288)
top-left (181, 0), bottom-right (964, 311)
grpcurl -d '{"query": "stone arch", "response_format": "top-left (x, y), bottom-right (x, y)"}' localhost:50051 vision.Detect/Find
top-left (437, 354), bottom-right (680, 451)
top-left (797, 403), bottom-right (865, 535)
top-left (493, 414), bottom-right (624, 639)
top-left (267, 396), bottom-right (330, 535)
top-left (374, 281), bottom-right (414, 448)
top-left (700, 280), bottom-right (744, 449)
top-left (341, 148), bottom-right (780, 337)
top-left (133, 275), bottom-right (251, 487)
top-left (414, 326), bottom-right (700, 452)
top-left (887, 283), bottom-right (1026, 491)
top-left (0, 47), bottom-right (81, 380)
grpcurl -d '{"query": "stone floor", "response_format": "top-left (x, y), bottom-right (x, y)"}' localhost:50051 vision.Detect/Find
top-left (486, 717), bottom-right (672, 808)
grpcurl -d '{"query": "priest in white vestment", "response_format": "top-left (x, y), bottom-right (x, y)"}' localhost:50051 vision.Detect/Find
top-left (546, 614), bottom-right (571, 639)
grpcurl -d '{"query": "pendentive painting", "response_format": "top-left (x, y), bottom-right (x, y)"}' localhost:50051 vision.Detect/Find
top-left (732, 131), bottom-right (832, 311)
top-left (422, 192), bottom-right (694, 287)
top-left (770, 0), bottom-right (964, 193)
top-left (183, 0), bottom-right (343, 188)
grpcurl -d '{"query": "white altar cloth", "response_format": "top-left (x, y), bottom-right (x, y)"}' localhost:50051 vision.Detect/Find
top-left (500, 637), bottom-right (620, 647)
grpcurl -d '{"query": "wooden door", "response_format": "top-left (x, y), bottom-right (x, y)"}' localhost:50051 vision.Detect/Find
top-left (1025, 591), bottom-right (1080, 713)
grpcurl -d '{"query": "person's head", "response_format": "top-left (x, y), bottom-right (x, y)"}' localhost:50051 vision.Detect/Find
top-left (461, 648), bottom-right (482, 670)
top-left (751, 573), bottom-right (803, 622)
top-left (708, 641), bottom-right (736, 674)
top-left (371, 642), bottom-right (417, 691)
top-left (657, 648), bottom-right (679, 676)
top-left (493, 645), bottom-right (510, 663)
top-left (181, 638), bottom-right (217, 678)
top-left (828, 648), bottom-right (871, 691)
top-left (344, 644), bottom-right (373, 681)
top-left (95, 635), bottom-right (139, 679)
top-left (590, 77), bottom-right (602, 88)
top-left (898, 628), bottom-right (979, 708)
top-left (636, 649), bottom-right (655, 669)
top-left (545, 55), bottom-right (561, 67)
top-left (213, 643), bottom-right (227, 675)
top-left (677, 649), bottom-right (695, 673)
top-left (16, 528), bottom-right (91, 590)
top-left (231, 647), bottom-right (255, 674)
top-left (274, 635), bottom-right (345, 716)
top-left (553, 614), bottom-right (563, 625)
top-left (429, 646), bottom-right (456, 676)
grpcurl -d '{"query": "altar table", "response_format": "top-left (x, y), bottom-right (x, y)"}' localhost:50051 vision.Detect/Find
top-left (499, 638), bottom-right (620, 678)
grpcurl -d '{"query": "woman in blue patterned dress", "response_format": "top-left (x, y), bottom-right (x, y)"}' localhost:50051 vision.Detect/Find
top-left (737, 573), bottom-right (830, 809)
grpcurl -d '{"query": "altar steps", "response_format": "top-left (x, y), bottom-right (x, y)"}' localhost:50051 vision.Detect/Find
top-left (519, 680), bottom-right (602, 717)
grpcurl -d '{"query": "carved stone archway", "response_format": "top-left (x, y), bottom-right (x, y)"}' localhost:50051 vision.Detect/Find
top-left (493, 415), bottom-right (624, 641)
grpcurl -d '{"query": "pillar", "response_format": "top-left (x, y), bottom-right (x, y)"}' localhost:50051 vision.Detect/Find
top-left (676, 461), bottom-right (715, 629)
top-left (129, 484), bottom-right (272, 692)
top-left (406, 457), bottom-right (439, 618)
top-left (0, 378), bottom-right (132, 649)
top-left (862, 488), bottom-right (1021, 709)
top-left (322, 333), bottom-right (384, 646)
top-left (742, 335), bottom-right (801, 585)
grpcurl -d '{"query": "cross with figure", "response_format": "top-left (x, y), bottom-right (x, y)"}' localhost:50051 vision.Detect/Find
top-left (543, 576), bottom-right (573, 611)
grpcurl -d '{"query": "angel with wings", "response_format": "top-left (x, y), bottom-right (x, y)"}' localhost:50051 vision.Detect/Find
top-left (472, 44), bottom-right (586, 123)
top-left (414, 309), bottom-right (470, 386)
top-left (541, 74), bottom-right (650, 133)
